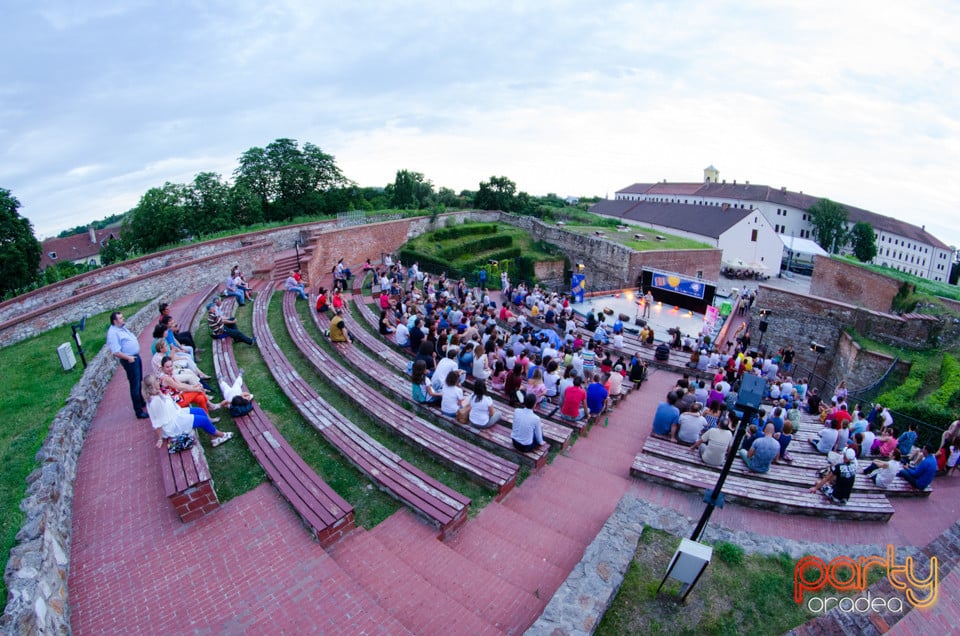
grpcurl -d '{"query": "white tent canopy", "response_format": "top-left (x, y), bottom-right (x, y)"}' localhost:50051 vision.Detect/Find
top-left (780, 235), bottom-right (829, 257)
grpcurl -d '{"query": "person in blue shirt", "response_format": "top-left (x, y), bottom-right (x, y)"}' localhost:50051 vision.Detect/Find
top-left (738, 424), bottom-right (780, 473)
top-left (651, 392), bottom-right (681, 437)
top-left (897, 422), bottom-right (918, 456)
top-left (898, 444), bottom-right (937, 490)
top-left (586, 374), bottom-right (609, 421)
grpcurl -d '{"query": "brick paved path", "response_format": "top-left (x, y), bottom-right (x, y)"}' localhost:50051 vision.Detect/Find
top-left (67, 293), bottom-right (960, 633)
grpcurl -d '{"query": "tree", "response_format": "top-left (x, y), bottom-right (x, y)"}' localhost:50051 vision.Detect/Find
top-left (0, 188), bottom-right (41, 295)
top-left (98, 237), bottom-right (130, 265)
top-left (475, 176), bottom-right (519, 212)
top-left (808, 198), bottom-right (848, 254)
top-left (234, 139), bottom-right (350, 221)
top-left (849, 221), bottom-right (877, 262)
top-left (390, 170), bottom-right (434, 209)
top-left (122, 183), bottom-right (186, 252)
top-left (183, 172), bottom-right (232, 236)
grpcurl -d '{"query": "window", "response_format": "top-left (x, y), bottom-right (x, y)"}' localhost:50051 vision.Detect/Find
top-left (48, 251), bottom-right (57, 259)
top-left (775, 224), bottom-right (780, 233)
top-left (751, 229), bottom-right (758, 242)
top-left (696, 271), bottom-right (703, 279)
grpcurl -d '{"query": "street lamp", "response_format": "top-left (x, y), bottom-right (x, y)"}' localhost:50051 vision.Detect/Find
top-left (757, 309), bottom-right (771, 353)
top-left (809, 342), bottom-right (827, 388)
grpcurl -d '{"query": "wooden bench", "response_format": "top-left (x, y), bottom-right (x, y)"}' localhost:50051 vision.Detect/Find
top-left (642, 437), bottom-right (904, 497)
top-left (250, 285), bottom-right (471, 537)
top-left (210, 307), bottom-right (356, 547)
top-left (630, 452), bottom-right (895, 521)
top-left (159, 444), bottom-right (220, 522)
top-left (282, 292), bottom-right (524, 488)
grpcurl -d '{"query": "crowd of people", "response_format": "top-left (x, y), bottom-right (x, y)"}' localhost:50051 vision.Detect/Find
top-left (358, 260), bottom-right (647, 453)
top-left (106, 267), bottom-right (267, 453)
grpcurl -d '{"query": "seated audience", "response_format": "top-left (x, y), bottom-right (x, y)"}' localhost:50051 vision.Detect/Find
top-left (808, 447), bottom-right (858, 504)
top-left (738, 423), bottom-right (779, 473)
top-left (143, 374), bottom-right (233, 448)
top-left (512, 393), bottom-right (545, 452)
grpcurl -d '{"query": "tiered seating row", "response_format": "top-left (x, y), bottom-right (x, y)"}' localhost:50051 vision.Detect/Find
top-left (251, 285), bottom-right (470, 537)
top-left (630, 450), bottom-right (895, 522)
top-left (281, 290), bottom-right (522, 491)
top-left (209, 295), bottom-right (355, 546)
top-left (310, 298), bottom-right (548, 468)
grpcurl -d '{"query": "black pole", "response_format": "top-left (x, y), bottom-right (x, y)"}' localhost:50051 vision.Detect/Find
top-left (690, 405), bottom-right (756, 542)
top-left (71, 325), bottom-right (88, 369)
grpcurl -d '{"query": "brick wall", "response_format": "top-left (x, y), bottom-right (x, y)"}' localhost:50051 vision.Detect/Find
top-left (0, 241), bottom-right (275, 347)
top-left (809, 256), bottom-right (902, 313)
top-left (754, 285), bottom-right (943, 381)
top-left (170, 480), bottom-right (220, 523)
top-left (629, 250), bottom-right (723, 285)
top-left (836, 331), bottom-right (911, 391)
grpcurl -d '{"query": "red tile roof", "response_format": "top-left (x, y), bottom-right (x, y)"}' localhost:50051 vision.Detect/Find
top-left (39, 228), bottom-right (119, 270)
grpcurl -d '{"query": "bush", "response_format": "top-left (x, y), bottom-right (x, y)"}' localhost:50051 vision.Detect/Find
top-left (714, 541), bottom-right (745, 566)
top-left (429, 223), bottom-right (497, 242)
top-left (929, 355), bottom-right (960, 411)
top-left (436, 234), bottom-right (513, 261)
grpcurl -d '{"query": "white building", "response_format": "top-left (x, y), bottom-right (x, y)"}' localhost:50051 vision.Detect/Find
top-left (589, 198), bottom-right (783, 274)
top-left (613, 168), bottom-right (955, 283)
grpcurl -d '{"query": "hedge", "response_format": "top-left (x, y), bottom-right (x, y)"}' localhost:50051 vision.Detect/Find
top-left (429, 223), bottom-right (497, 242)
top-left (436, 234), bottom-right (513, 261)
top-left (929, 354), bottom-right (960, 411)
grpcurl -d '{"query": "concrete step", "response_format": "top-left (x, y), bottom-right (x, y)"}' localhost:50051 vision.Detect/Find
top-left (328, 525), bottom-right (499, 636)
top-left (370, 511), bottom-right (540, 632)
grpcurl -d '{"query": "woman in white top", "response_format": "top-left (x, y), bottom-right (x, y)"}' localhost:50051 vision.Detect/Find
top-left (472, 343), bottom-right (491, 380)
top-left (440, 370), bottom-right (467, 417)
top-left (142, 375), bottom-right (232, 448)
top-left (467, 381), bottom-right (502, 429)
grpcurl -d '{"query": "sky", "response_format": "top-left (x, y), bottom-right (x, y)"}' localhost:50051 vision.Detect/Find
top-left (2, 0), bottom-right (959, 249)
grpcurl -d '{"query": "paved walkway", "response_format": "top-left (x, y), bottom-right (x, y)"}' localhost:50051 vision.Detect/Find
top-left (67, 292), bottom-right (960, 633)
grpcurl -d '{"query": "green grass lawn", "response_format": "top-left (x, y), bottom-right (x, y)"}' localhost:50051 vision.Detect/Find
top-left (0, 302), bottom-right (145, 611)
top-left (564, 225), bottom-right (712, 251)
top-left (597, 528), bottom-right (815, 635)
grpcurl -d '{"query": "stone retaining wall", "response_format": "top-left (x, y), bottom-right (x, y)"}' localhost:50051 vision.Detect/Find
top-left (0, 302), bottom-right (157, 636)
top-left (0, 218), bottom-right (343, 347)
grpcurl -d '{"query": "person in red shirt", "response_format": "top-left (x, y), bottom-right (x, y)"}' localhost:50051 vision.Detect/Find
top-left (560, 376), bottom-right (587, 421)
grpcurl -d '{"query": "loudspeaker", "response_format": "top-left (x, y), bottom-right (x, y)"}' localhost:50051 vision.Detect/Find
top-left (759, 320), bottom-right (768, 333)
top-left (635, 318), bottom-right (646, 327)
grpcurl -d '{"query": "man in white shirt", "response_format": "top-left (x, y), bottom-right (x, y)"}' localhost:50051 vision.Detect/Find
top-left (107, 311), bottom-right (149, 419)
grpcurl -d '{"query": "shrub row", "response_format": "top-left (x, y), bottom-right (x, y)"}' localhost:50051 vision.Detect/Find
top-left (436, 234), bottom-right (513, 261)
top-left (929, 355), bottom-right (960, 411)
top-left (429, 223), bottom-right (497, 242)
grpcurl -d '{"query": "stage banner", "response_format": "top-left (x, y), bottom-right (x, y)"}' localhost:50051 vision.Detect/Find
top-left (703, 305), bottom-right (720, 336)
top-left (571, 274), bottom-right (586, 303)
top-left (650, 273), bottom-right (706, 300)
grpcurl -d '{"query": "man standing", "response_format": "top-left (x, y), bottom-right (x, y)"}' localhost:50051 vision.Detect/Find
top-left (643, 290), bottom-right (653, 319)
top-left (107, 311), bottom-right (149, 419)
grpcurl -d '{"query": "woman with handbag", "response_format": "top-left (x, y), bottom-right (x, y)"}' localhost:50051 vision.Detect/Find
top-left (143, 375), bottom-right (233, 449)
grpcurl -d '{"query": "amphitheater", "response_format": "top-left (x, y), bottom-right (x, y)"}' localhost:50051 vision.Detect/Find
top-left (2, 211), bottom-right (958, 635)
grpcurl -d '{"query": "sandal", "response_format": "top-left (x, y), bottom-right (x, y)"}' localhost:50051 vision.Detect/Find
top-left (212, 431), bottom-right (233, 447)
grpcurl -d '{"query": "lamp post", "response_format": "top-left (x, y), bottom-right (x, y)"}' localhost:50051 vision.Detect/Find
top-left (71, 315), bottom-right (89, 369)
top-left (810, 342), bottom-right (827, 390)
top-left (757, 309), bottom-right (771, 354)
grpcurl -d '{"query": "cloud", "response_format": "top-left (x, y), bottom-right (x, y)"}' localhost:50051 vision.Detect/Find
top-left (2, 0), bottom-right (959, 250)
